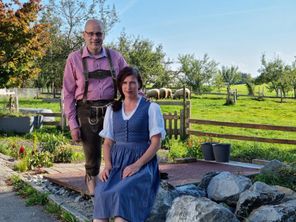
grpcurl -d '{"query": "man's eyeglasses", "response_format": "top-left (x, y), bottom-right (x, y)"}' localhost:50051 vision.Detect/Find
top-left (84, 31), bottom-right (103, 37)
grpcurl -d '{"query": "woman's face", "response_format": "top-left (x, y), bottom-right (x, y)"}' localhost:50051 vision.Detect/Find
top-left (121, 74), bottom-right (139, 99)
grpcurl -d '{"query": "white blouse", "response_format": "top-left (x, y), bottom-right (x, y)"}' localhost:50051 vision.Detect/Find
top-left (99, 97), bottom-right (166, 141)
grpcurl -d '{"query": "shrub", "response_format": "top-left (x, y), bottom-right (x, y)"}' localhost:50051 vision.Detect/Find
top-left (28, 151), bottom-right (53, 169)
top-left (253, 164), bottom-right (296, 191)
top-left (38, 133), bottom-right (67, 153)
top-left (53, 144), bottom-right (74, 163)
top-left (168, 139), bottom-right (188, 160)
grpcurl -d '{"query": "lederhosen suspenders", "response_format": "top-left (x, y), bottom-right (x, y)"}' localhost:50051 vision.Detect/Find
top-left (81, 48), bottom-right (117, 103)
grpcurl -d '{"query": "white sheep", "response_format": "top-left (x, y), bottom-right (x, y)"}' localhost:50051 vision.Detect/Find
top-left (173, 88), bottom-right (191, 99)
top-left (146, 89), bottom-right (160, 100)
top-left (159, 88), bottom-right (167, 99)
top-left (166, 88), bottom-right (173, 98)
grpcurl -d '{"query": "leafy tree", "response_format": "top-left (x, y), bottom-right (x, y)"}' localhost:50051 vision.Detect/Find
top-left (282, 60), bottom-right (296, 99)
top-left (219, 65), bottom-right (240, 105)
top-left (111, 32), bottom-right (171, 88)
top-left (0, 0), bottom-right (50, 87)
top-left (177, 54), bottom-right (218, 94)
top-left (288, 59), bottom-right (296, 98)
top-left (256, 55), bottom-right (286, 97)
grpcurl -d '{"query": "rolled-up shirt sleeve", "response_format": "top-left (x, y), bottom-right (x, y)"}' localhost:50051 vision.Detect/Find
top-left (99, 106), bottom-right (114, 141)
top-left (149, 103), bottom-right (166, 140)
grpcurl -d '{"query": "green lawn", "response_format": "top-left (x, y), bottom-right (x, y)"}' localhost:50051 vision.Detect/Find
top-left (1, 94), bottom-right (296, 163)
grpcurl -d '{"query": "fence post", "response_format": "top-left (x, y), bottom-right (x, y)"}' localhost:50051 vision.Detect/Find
top-left (180, 109), bottom-right (184, 139)
top-left (174, 111), bottom-right (178, 139)
top-left (186, 100), bottom-right (191, 137)
top-left (60, 91), bottom-right (65, 131)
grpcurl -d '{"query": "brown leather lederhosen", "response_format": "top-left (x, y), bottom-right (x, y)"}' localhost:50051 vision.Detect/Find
top-left (76, 48), bottom-right (116, 177)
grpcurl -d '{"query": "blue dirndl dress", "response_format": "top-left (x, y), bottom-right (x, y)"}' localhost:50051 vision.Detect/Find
top-left (93, 99), bottom-right (160, 222)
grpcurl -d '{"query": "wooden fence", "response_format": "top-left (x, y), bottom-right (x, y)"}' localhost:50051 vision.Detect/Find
top-left (187, 119), bottom-right (296, 145)
top-left (156, 100), bottom-right (191, 139)
top-left (39, 100), bottom-right (191, 139)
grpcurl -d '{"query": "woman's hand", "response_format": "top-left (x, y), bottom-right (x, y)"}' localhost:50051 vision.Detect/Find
top-left (99, 165), bottom-right (112, 182)
top-left (122, 163), bottom-right (141, 179)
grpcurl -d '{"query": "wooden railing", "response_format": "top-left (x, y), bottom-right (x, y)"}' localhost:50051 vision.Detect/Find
top-left (187, 119), bottom-right (296, 145)
top-left (39, 100), bottom-right (191, 138)
top-left (156, 100), bottom-right (191, 139)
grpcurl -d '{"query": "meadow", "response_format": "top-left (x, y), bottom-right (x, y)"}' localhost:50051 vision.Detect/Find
top-left (1, 91), bottom-right (296, 164)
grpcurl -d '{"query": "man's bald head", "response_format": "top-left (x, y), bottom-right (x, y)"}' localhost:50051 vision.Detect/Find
top-left (83, 19), bottom-right (105, 55)
top-left (84, 19), bottom-right (105, 32)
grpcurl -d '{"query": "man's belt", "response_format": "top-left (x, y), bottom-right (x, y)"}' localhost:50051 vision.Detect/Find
top-left (76, 99), bottom-right (113, 106)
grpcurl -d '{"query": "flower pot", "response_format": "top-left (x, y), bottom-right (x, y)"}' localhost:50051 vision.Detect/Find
top-left (0, 116), bottom-right (34, 134)
top-left (201, 142), bottom-right (215, 161)
top-left (213, 143), bottom-right (231, 162)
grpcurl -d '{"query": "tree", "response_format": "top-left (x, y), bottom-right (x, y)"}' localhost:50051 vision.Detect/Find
top-left (177, 54), bottom-right (218, 94)
top-left (219, 65), bottom-right (240, 105)
top-left (111, 32), bottom-right (171, 88)
top-left (256, 55), bottom-right (286, 97)
top-left (283, 59), bottom-right (296, 99)
top-left (0, 0), bottom-right (50, 87)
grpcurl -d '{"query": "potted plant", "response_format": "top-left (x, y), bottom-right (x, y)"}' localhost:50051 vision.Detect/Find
top-left (213, 143), bottom-right (231, 162)
top-left (0, 110), bottom-right (35, 134)
top-left (201, 142), bottom-right (216, 160)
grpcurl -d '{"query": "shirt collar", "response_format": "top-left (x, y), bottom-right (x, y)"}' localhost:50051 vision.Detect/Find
top-left (82, 46), bottom-right (107, 59)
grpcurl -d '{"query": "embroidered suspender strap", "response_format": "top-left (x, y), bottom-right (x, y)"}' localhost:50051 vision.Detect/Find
top-left (81, 48), bottom-right (89, 103)
top-left (88, 70), bottom-right (112, 79)
top-left (105, 48), bottom-right (117, 99)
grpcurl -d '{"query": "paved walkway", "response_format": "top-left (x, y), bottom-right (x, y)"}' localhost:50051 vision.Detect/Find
top-left (0, 153), bottom-right (60, 222)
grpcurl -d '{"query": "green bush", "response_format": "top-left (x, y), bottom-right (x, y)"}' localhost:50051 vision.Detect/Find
top-left (167, 139), bottom-right (188, 160)
top-left (53, 144), bottom-right (74, 163)
top-left (28, 151), bottom-right (53, 169)
top-left (253, 164), bottom-right (296, 191)
top-left (38, 133), bottom-right (67, 153)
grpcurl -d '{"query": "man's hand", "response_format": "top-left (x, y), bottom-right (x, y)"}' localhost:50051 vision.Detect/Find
top-left (70, 128), bottom-right (81, 142)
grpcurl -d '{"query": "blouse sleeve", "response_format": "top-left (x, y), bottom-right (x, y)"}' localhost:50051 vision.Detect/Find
top-left (148, 102), bottom-right (166, 140)
top-left (99, 106), bottom-right (114, 141)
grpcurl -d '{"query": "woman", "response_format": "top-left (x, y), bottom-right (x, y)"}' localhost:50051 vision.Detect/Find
top-left (93, 66), bottom-right (166, 222)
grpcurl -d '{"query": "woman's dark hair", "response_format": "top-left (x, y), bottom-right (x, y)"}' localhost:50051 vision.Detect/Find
top-left (112, 66), bottom-right (143, 111)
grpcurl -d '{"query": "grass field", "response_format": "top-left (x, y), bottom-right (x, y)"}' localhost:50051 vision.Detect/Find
top-left (212, 83), bottom-right (296, 97)
top-left (1, 93), bottom-right (296, 163)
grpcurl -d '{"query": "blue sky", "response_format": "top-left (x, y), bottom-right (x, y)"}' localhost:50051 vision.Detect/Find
top-left (105, 0), bottom-right (296, 76)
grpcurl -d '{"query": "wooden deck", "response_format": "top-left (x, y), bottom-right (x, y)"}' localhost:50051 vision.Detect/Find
top-left (44, 160), bottom-right (261, 196)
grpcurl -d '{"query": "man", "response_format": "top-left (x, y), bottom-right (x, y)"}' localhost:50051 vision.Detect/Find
top-left (63, 19), bottom-right (127, 196)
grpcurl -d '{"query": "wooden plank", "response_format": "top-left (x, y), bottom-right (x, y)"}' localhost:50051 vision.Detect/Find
top-left (163, 114), bottom-right (179, 120)
top-left (174, 111), bottom-right (178, 139)
top-left (189, 119), bottom-right (296, 132)
top-left (180, 110), bottom-right (184, 139)
top-left (168, 112), bottom-right (173, 139)
top-left (43, 121), bottom-right (60, 126)
top-left (187, 129), bottom-right (296, 145)
top-left (40, 112), bottom-right (61, 117)
top-left (156, 101), bottom-right (184, 106)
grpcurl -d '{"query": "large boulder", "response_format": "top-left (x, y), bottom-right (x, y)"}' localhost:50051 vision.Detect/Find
top-left (166, 196), bottom-right (239, 222)
top-left (260, 159), bottom-right (288, 176)
top-left (207, 171), bottom-right (252, 206)
top-left (175, 184), bottom-right (206, 198)
top-left (235, 181), bottom-right (285, 219)
top-left (147, 181), bottom-right (178, 222)
top-left (247, 199), bottom-right (296, 222)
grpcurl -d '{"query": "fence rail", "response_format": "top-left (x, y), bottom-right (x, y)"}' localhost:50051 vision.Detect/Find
top-left (187, 119), bottom-right (296, 145)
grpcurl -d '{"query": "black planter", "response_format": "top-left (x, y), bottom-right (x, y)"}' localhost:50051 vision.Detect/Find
top-left (201, 142), bottom-right (215, 160)
top-left (213, 143), bottom-right (231, 162)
